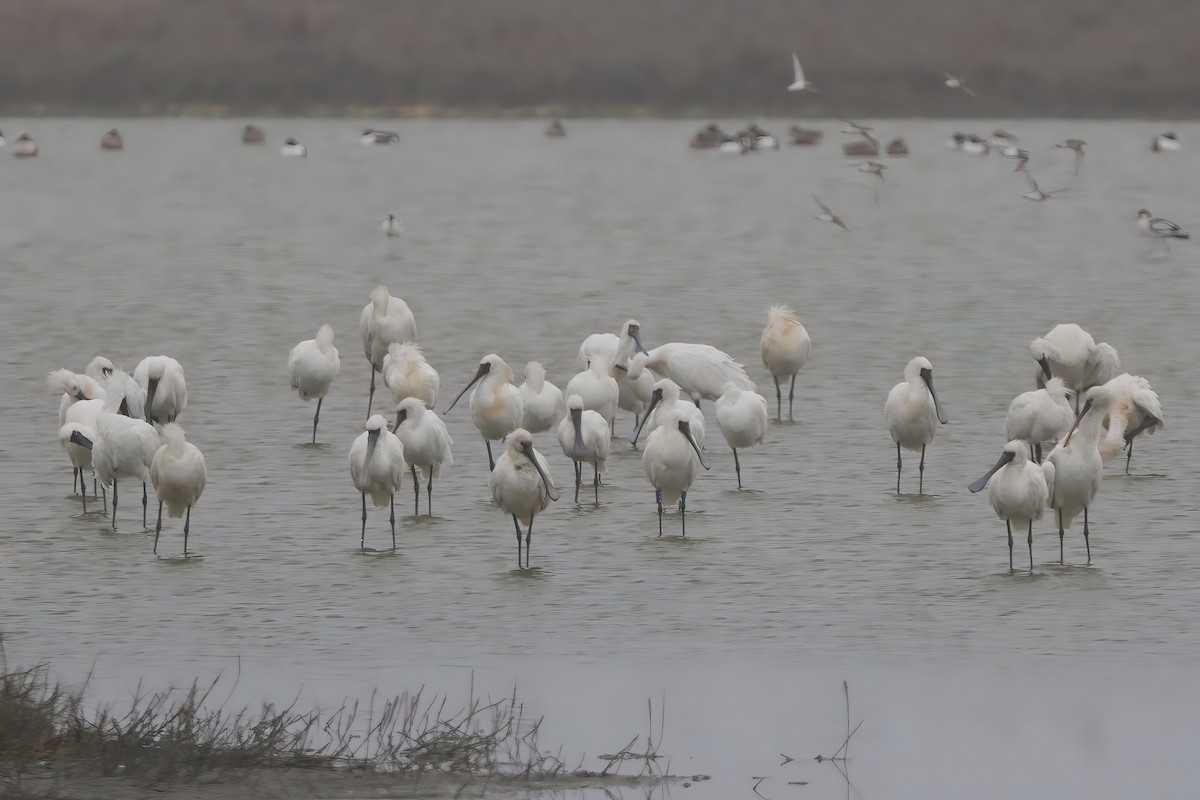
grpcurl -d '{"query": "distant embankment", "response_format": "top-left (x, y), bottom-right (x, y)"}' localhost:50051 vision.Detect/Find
top-left (2, 0), bottom-right (1198, 118)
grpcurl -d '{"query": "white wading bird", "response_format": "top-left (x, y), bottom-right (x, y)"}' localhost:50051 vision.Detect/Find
top-left (715, 383), bottom-right (768, 489)
top-left (565, 356), bottom-right (619, 433)
top-left (489, 429), bottom-right (559, 569)
top-left (643, 406), bottom-right (709, 537)
top-left (557, 395), bottom-right (610, 504)
top-left (134, 355), bottom-right (187, 425)
top-left (349, 415), bottom-right (407, 550)
top-left (1004, 378), bottom-right (1074, 463)
top-left (1042, 386), bottom-right (1113, 564)
top-left (89, 381), bottom-right (161, 529)
top-left (359, 285), bottom-right (417, 417)
top-left (631, 378), bottom-right (706, 450)
top-left (519, 361), bottom-right (566, 434)
top-left (288, 324), bottom-right (340, 443)
top-left (1094, 373), bottom-right (1164, 474)
top-left (885, 357), bottom-right (949, 494)
top-left (382, 342), bottom-right (439, 410)
top-left (969, 440), bottom-right (1049, 573)
top-left (1030, 323), bottom-right (1120, 402)
top-left (393, 397), bottom-right (453, 517)
top-left (643, 341), bottom-right (754, 406)
top-left (150, 424), bottom-right (207, 557)
top-left (444, 354), bottom-right (524, 471)
top-left (759, 304), bottom-right (811, 420)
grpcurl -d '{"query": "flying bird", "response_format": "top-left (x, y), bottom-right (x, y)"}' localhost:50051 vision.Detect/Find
top-left (788, 53), bottom-right (816, 92)
top-left (813, 196), bottom-right (848, 231)
top-left (1053, 139), bottom-right (1086, 175)
top-left (1022, 173), bottom-right (1068, 202)
top-left (943, 72), bottom-right (977, 97)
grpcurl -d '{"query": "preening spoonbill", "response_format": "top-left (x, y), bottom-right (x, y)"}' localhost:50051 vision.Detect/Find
top-left (359, 285), bottom-right (418, 417)
top-left (885, 356), bottom-right (949, 494)
top-left (444, 354), bottom-right (523, 471)
top-left (518, 361), bottom-right (566, 434)
top-left (1030, 324), bottom-right (1120, 400)
top-left (565, 356), bottom-right (619, 432)
top-left (90, 387), bottom-right (161, 529)
top-left (643, 342), bottom-right (755, 406)
top-left (85, 356), bottom-right (115, 384)
top-left (969, 440), bottom-right (1049, 572)
top-left (393, 398), bottom-right (453, 516)
top-left (348, 415), bottom-right (407, 550)
top-left (1004, 377), bottom-right (1074, 463)
top-left (631, 378), bottom-right (706, 450)
top-left (382, 342), bottom-right (439, 410)
top-left (49, 367), bottom-right (106, 434)
top-left (759, 304), bottom-right (811, 420)
top-left (643, 406), bottom-right (709, 537)
top-left (59, 422), bottom-right (100, 512)
top-left (556, 395), bottom-right (611, 503)
top-left (489, 429), bottom-right (559, 569)
top-left (1042, 386), bottom-right (1114, 564)
top-left (382, 214), bottom-right (403, 237)
top-left (715, 383), bottom-right (769, 489)
top-left (287, 324), bottom-right (340, 443)
top-left (1095, 373), bottom-right (1164, 474)
top-left (615, 352), bottom-right (654, 437)
top-left (134, 355), bottom-right (187, 424)
top-left (150, 424), bottom-right (207, 556)
top-left (577, 319), bottom-right (648, 369)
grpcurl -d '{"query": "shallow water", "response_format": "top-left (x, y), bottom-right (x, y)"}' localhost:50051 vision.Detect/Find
top-left (2, 118), bottom-right (1199, 797)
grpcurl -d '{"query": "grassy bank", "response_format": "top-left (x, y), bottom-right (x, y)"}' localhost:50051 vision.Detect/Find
top-left (0, 657), bottom-right (672, 798)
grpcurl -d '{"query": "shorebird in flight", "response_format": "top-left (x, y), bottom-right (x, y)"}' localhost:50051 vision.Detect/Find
top-left (1021, 173), bottom-right (1068, 202)
top-left (943, 72), bottom-right (978, 97)
top-left (788, 53), bottom-right (816, 91)
top-left (1054, 139), bottom-right (1086, 175)
top-left (813, 196), bottom-right (849, 231)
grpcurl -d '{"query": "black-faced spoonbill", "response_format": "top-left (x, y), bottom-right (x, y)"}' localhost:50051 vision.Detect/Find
top-left (150, 424), bottom-right (207, 556)
top-left (565, 356), bottom-right (619, 433)
top-left (643, 342), bottom-right (755, 406)
top-left (556, 395), bottom-right (611, 504)
top-left (59, 422), bottom-right (100, 512)
top-left (1042, 386), bottom-right (1115, 564)
top-left (359, 285), bottom-right (417, 417)
top-left (518, 361), bottom-right (566, 434)
top-left (631, 378), bottom-right (706, 450)
top-left (444, 354), bottom-right (523, 472)
top-left (1094, 373), bottom-right (1164, 474)
top-left (578, 321), bottom-right (651, 433)
top-left (969, 440), bottom-right (1049, 573)
top-left (382, 342), bottom-right (439, 410)
top-left (90, 386), bottom-right (161, 529)
top-left (643, 406), bottom-right (709, 536)
top-left (393, 398), bottom-right (453, 516)
top-left (1030, 324), bottom-right (1120, 402)
top-left (287, 324), bottom-right (340, 444)
top-left (577, 319), bottom-right (648, 370)
top-left (1004, 378), bottom-right (1074, 463)
top-left (134, 355), bottom-right (187, 424)
top-left (715, 383), bottom-right (768, 489)
top-left (885, 356), bottom-right (949, 495)
top-left (349, 415), bottom-right (407, 550)
top-left (759, 304), bottom-right (811, 420)
top-left (48, 368), bottom-right (107, 494)
top-left (489, 429), bottom-right (560, 569)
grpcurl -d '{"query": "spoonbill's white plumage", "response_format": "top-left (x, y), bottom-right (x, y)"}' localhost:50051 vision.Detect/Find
top-left (489, 429), bottom-right (559, 569)
top-left (565, 356), bottom-right (620, 433)
top-left (444, 354), bottom-right (524, 471)
top-left (885, 356), bottom-right (949, 494)
top-left (577, 319), bottom-right (647, 368)
top-left (134, 355), bottom-right (187, 425)
top-left (642, 406), bottom-right (709, 537)
top-left (760, 304), bottom-right (811, 420)
top-left (714, 383), bottom-right (768, 489)
top-left (91, 385), bottom-right (161, 529)
top-left (788, 53), bottom-right (815, 92)
top-left (969, 440), bottom-right (1049, 572)
top-left (85, 356), bottom-right (115, 384)
top-left (1004, 377), bottom-right (1074, 463)
top-left (518, 361), bottom-right (566, 434)
top-left (359, 285), bottom-right (417, 417)
top-left (556, 395), bottom-right (611, 504)
top-left (150, 424), bottom-right (207, 556)
top-left (1030, 323), bottom-right (1120, 400)
top-left (643, 342), bottom-right (754, 406)
top-left (578, 320), bottom-right (651, 433)
top-left (287, 324), bottom-right (340, 443)
top-left (382, 341), bottom-right (439, 410)
top-left (1042, 386), bottom-right (1113, 564)
top-left (348, 415), bottom-right (407, 549)
top-left (49, 368), bottom-right (106, 430)
top-left (382, 214), bottom-right (403, 237)
top-left (393, 398), bottom-right (453, 517)
top-left (631, 378), bottom-right (706, 450)
top-left (1094, 373), bottom-right (1164, 473)
top-left (59, 421), bottom-right (101, 512)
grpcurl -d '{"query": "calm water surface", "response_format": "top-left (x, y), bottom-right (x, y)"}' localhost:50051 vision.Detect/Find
top-left (2, 119), bottom-right (1199, 798)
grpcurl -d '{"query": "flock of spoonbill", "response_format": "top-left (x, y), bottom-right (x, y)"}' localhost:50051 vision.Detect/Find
top-left (49, 355), bottom-right (207, 556)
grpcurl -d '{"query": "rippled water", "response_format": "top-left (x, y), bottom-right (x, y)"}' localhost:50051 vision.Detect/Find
top-left (2, 119), bottom-right (1199, 797)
